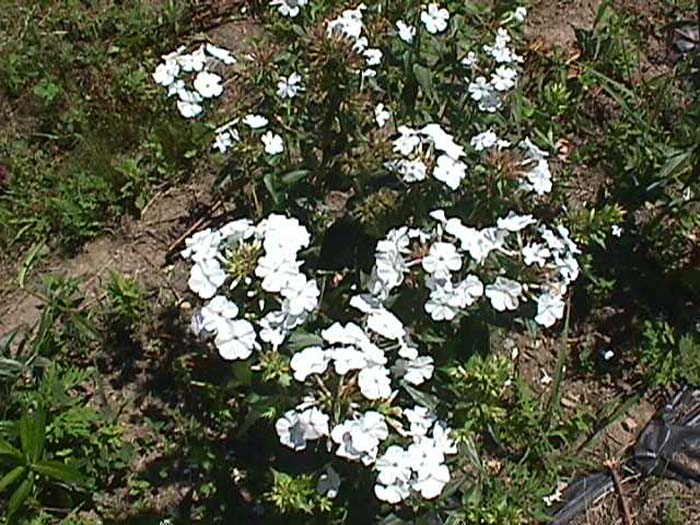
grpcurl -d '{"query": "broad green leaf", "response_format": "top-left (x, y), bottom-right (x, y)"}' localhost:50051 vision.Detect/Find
top-left (0, 466), bottom-right (25, 493)
top-left (33, 460), bottom-right (81, 485)
top-left (7, 475), bottom-right (33, 518)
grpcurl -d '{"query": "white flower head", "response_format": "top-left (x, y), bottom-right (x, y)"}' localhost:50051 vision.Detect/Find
top-left (189, 258), bottom-right (227, 299)
top-left (485, 277), bottom-right (523, 311)
top-left (261, 131), bottom-right (284, 155)
top-left (422, 241), bottom-right (462, 277)
top-left (358, 366), bottom-right (392, 400)
top-left (193, 71), bottom-right (224, 98)
top-left (277, 72), bottom-right (304, 99)
top-left (421, 4), bottom-right (450, 34)
top-left (281, 274), bottom-right (319, 316)
top-left (153, 60), bottom-right (179, 87)
top-left (205, 43), bottom-right (236, 65)
top-left (396, 20), bottom-right (416, 43)
top-left (270, 0), bottom-right (308, 18)
top-left (242, 114), bottom-right (269, 129)
top-left (374, 103), bottom-right (391, 128)
top-left (433, 155), bottom-right (467, 190)
top-left (215, 319), bottom-right (259, 360)
top-left (535, 292), bottom-right (565, 328)
top-left (497, 211), bottom-right (536, 232)
top-left (290, 346), bottom-right (330, 382)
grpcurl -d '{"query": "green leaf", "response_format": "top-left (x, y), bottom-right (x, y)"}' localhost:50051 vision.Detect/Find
top-left (287, 331), bottom-right (324, 351)
top-left (0, 438), bottom-right (24, 465)
top-left (280, 169), bottom-right (309, 185)
top-left (0, 466), bottom-right (26, 493)
top-left (33, 460), bottom-right (81, 485)
top-left (18, 240), bottom-right (46, 289)
top-left (7, 475), bottom-right (33, 518)
top-left (19, 410), bottom-right (46, 463)
top-left (263, 173), bottom-right (280, 205)
top-left (402, 383), bottom-right (440, 412)
top-left (412, 63), bottom-right (435, 102)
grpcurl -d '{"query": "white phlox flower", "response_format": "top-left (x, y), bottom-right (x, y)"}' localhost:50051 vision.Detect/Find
top-left (396, 20), bottom-right (416, 43)
top-left (421, 4), bottom-right (450, 34)
top-left (270, 0), bottom-right (308, 18)
top-left (277, 72), bottom-right (304, 99)
top-left (261, 131), bottom-right (285, 155)
top-left (290, 346), bottom-right (331, 381)
top-left (485, 277), bottom-right (523, 311)
top-left (215, 319), bottom-right (259, 360)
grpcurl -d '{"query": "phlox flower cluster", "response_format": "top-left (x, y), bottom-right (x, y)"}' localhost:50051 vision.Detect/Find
top-left (211, 113), bottom-right (285, 156)
top-left (374, 408), bottom-right (457, 502)
top-left (364, 207), bottom-right (580, 328)
top-left (466, 26), bottom-right (524, 114)
top-left (183, 214), bottom-right (318, 360)
top-left (327, 4), bottom-right (383, 79)
top-left (270, 249), bottom-right (459, 502)
top-left (152, 43), bottom-right (235, 118)
top-left (384, 123), bottom-right (468, 191)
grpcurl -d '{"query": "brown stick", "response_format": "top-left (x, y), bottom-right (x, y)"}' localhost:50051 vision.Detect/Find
top-left (166, 199), bottom-right (224, 255)
top-left (606, 461), bottom-right (634, 525)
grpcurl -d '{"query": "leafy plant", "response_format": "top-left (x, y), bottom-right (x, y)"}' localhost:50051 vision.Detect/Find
top-left (0, 410), bottom-right (82, 523)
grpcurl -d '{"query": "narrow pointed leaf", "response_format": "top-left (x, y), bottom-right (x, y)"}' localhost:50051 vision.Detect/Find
top-left (33, 460), bottom-right (81, 485)
top-left (7, 475), bottom-right (33, 518)
top-left (0, 466), bottom-right (25, 493)
top-left (0, 438), bottom-right (24, 464)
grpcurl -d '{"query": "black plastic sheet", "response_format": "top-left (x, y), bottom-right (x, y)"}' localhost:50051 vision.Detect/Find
top-left (551, 386), bottom-right (700, 524)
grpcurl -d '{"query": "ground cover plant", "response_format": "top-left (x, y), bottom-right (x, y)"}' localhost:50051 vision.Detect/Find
top-left (1, 0), bottom-right (700, 524)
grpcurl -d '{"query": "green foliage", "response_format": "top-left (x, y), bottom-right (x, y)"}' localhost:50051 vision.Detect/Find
top-left (105, 271), bottom-right (146, 332)
top-left (0, 409), bottom-right (82, 523)
top-left (639, 320), bottom-right (700, 386)
top-left (0, 0), bottom-right (196, 255)
top-left (266, 469), bottom-right (333, 516)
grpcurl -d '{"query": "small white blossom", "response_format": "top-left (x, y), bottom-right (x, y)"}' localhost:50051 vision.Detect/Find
top-left (281, 275), bottom-right (319, 316)
top-left (470, 130), bottom-right (499, 151)
top-left (277, 72), bottom-right (304, 99)
top-left (422, 242), bottom-right (462, 277)
top-left (421, 4), bottom-right (450, 34)
top-left (433, 154), bottom-right (466, 190)
top-left (522, 242), bottom-right (551, 267)
top-left (374, 103), bottom-right (391, 128)
top-left (189, 258), bottom-right (227, 299)
top-left (491, 66), bottom-right (518, 92)
top-left (358, 366), bottom-right (392, 400)
top-left (485, 277), bottom-right (523, 311)
top-left (396, 20), bottom-right (416, 43)
top-left (393, 356), bottom-right (434, 385)
top-left (215, 319), bottom-right (259, 360)
top-left (261, 131), bottom-right (285, 155)
top-left (270, 0), bottom-right (308, 18)
top-left (290, 346), bottom-right (331, 381)
top-left (153, 60), bottom-right (179, 87)
top-left (193, 71), bottom-right (223, 98)
top-left (497, 211), bottom-right (536, 232)
top-left (514, 6), bottom-right (528, 23)
top-left (535, 292), bottom-right (565, 328)
top-left (205, 43), bottom-right (236, 64)
top-left (242, 114), bottom-right (269, 129)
